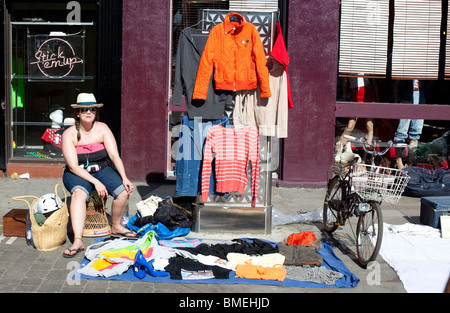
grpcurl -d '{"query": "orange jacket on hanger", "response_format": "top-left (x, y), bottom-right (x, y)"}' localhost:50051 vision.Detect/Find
top-left (193, 12), bottom-right (271, 100)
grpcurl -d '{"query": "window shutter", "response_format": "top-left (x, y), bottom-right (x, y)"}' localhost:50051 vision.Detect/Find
top-left (446, 7), bottom-right (450, 79)
top-left (338, 0), bottom-right (390, 77)
top-left (229, 0), bottom-right (278, 11)
top-left (391, 0), bottom-right (442, 79)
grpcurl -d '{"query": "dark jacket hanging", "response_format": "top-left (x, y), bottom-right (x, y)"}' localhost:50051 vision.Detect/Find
top-left (172, 27), bottom-right (232, 120)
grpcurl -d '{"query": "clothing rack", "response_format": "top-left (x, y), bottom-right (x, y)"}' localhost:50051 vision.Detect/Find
top-left (187, 9), bottom-right (279, 234)
top-left (192, 134), bottom-right (274, 234)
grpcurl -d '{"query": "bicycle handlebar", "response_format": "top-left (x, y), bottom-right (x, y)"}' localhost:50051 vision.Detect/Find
top-left (343, 135), bottom-right (407, 157)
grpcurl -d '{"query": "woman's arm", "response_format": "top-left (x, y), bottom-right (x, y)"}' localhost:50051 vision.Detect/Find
top-left (102, 123), bottom-right (134, 194)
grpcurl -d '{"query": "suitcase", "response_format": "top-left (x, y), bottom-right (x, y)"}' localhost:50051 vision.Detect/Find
top-left (420, 196), bottom-right (450, 229)
top-left (2, 209), bottom-right (28, 237)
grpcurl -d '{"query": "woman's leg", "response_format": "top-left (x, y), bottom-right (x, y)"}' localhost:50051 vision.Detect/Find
top-left (337, 118), bottom-right (358, 148)
top-left (365, 119), bottom-right (374, 145)
top-left (64, 188), bottom-right (88, 255)
top-left (362, 119), bottom-right (374, 162)
top-left (93, 167), bottom-right (135, 236)
top-left (110, 190), bottom-right (133, 235)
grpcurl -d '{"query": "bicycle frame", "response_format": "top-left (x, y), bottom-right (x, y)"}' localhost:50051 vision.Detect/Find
top-left (328, 162), bottom-right (365, 226)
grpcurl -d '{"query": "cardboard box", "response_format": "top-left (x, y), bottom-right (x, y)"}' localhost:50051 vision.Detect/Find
top-left (2, 209), bottom-right (28, 237)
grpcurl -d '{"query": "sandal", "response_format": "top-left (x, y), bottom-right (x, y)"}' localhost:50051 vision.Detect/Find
top-left (111, 231), bottom-right (137, 238)
top-left (63, 237), bottom-right (84, 258)
top-left (63, 247), bottom-right (84, 258)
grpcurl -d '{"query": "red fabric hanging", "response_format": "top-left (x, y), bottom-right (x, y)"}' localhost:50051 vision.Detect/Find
top-left (270, 21), bottom-right (293, 109)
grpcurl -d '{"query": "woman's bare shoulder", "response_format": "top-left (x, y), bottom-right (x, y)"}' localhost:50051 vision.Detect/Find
top-left (62, 125), bottom-right (77, 146)
top-left (95, 121), bottom-right (110, 131)
top-left (63, 125), bottom-right (77, 137)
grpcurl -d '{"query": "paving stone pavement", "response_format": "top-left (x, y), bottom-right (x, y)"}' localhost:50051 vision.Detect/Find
top-left (0, 177), bottom-right (424, 294)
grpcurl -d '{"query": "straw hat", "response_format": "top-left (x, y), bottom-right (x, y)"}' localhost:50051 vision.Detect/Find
top-left (71, 93), bottom-right (103, 109)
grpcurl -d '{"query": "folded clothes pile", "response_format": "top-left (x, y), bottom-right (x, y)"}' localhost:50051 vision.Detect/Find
top-left (78, 230), bottom-right (345, 286)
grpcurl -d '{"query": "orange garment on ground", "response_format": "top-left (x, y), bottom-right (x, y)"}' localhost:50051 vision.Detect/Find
top-left (286, 231), bottom-right (317, 246)
top-left (235, 260), bottom-right (286, 281)
top-left (193, 12), bottom-right (271, 100)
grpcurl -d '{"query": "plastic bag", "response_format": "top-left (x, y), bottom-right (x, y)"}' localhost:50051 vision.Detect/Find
top-left (272, 207), bottom-right (322, 226)
top-left (127, 214), bottom-right (190, 240)
top-left (136, 196), bottom-right (162, 217)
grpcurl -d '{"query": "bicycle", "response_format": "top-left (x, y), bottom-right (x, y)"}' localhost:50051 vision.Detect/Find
top-left (323, 135), bottom-right (411, 267)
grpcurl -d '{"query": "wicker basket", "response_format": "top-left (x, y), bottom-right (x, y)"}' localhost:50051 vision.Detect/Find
top-left (12, 184), bottom-right (69, 251)
top-left (83, 191), bottom-right (111, 237)
top-left (352, 164), bottom-right (410, 204)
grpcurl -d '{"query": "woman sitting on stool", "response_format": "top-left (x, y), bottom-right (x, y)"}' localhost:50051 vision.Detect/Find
top-left (61, 93), bottom-right (136, 258)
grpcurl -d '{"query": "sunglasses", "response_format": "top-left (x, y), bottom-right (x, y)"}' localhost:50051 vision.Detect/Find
top-left (80, 107), bottom-right (97, 113)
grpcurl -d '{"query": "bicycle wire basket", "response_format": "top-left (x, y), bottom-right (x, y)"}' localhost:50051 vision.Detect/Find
top-left (352, 164), bottom-right (411, 204)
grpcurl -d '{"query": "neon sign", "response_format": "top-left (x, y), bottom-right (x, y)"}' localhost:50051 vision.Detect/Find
top-left (28, 35), bottom-right (85, 79)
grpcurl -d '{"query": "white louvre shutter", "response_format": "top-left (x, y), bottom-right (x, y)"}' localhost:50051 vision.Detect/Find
top-left (229, 0), bottom-right (278, 11)
top-left (338, 0), bottom-right (390, 77)
top-left (391, 0), bottom-right (442, 79)
top-left (446, 7), bottom-right (450, 79)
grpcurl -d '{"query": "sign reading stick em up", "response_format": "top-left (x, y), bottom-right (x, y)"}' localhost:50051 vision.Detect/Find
top-left (28, 35), bottom-right (85, 80)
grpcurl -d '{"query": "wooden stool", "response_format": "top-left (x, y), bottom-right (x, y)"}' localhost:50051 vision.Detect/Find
top-left (83, 192), bottom-right (111, 237)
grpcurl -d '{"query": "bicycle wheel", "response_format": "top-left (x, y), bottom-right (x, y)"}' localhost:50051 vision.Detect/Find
top-left (323, 176), bottom-right (346, 233)
top-left (356, 201), bottom-right (383, 267)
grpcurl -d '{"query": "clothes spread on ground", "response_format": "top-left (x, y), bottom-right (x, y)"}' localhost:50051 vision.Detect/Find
top-left (178, 239), bottom-right (278, 259)
top-left (235, 260), bottom-right (286, 281)
top-left (165, 256), bottom-right (231, 280)
top-left (286, 231), bottom-right (317, 246)
top-left (159, 238), bottom-right (202, 248)
top-left (202, 125), bottom-right (260, 206)
top-left (135, 195), bottom-right (162, 218)
top-left (226, 252), bottom-right (285, 270)
top-left (284, 265), bottom-right (344, 285)
top-left (128, 198), bottom-right (192, 238)
top-left (132, 199), bottom-right (191, 231)
top-left (277, 244), bottom-right (323, 267)
top-left (79, 232), bottom-right (157, 278)
top-left (78, 233), bottom-right (348, 286)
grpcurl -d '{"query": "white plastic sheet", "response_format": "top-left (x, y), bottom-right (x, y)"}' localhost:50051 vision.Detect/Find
top-left (272, 207), bottom-right (322, 226)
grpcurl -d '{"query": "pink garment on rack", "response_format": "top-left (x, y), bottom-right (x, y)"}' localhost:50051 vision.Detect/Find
top-left (201, 125), bottom-right (260, 207)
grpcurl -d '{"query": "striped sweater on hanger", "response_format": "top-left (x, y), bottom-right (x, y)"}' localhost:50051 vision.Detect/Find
top-left (201, 125), bottom-right (260, 207)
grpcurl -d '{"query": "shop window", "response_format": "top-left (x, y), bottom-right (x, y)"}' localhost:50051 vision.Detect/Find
top-left (336, 0), bottom-right (450, 171)
top-left (335, 117), bottom-right (449, 171)
top-left (8, 2), bottom-right (97, 161)
top-left (337, 0), bottom-right (450, 104)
